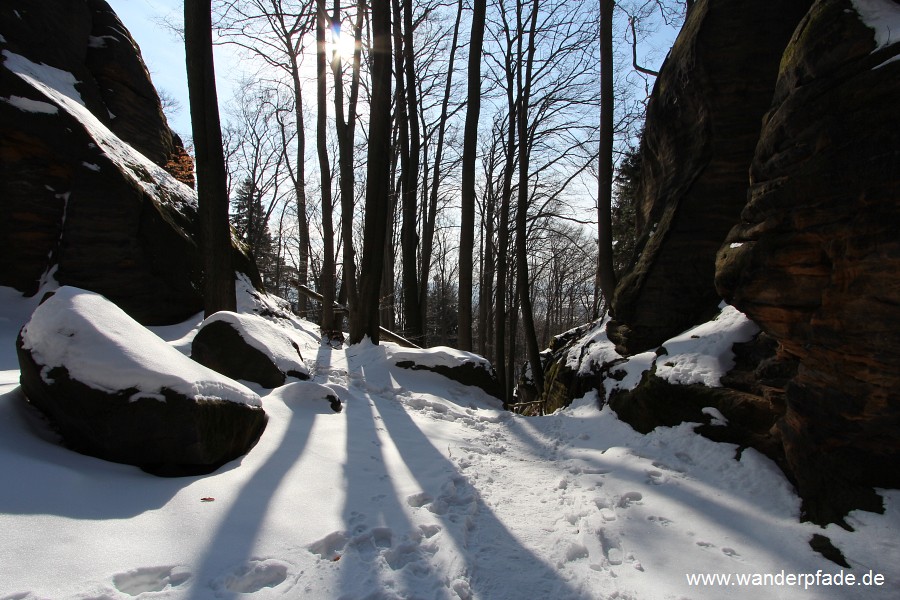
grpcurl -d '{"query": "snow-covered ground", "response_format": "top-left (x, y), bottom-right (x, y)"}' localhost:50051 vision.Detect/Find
top-left (0, 286), bottom-right (898, 600)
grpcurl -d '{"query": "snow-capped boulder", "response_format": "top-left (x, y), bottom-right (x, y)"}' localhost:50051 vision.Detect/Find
top-left (392, 347), bottom-right (501, 399)
top-left (16, 287), bottom-right (268, 476)
top-left (191, 312), bottom-right (311, 389)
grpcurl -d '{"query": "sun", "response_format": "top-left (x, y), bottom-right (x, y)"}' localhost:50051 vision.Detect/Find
top-left (327, 23), bottom-right (356, 63)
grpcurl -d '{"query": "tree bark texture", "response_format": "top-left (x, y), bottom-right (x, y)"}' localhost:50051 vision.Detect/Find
top-left (352, 0), bottom-right (392, 344)
top-left (316, 0), bottom-right (336, 337)
top-left (596, 0), bottom-right (618, 316)
top-left (184, 0), bottom-right (236, 317)
top-left (457, 0), bottom-right (487, 352)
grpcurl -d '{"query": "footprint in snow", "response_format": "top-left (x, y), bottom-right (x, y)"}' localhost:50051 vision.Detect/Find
top-left (645, 469), bottom-right (666, 485)
top-left (406, 492), bottom-right (434, 508)
top-left (112, 565), bottom-right (191, 596)
top-left (598, 529), bottom-right (624, 566)
top-left (617, 491), bottom-right (643, 508)
top-left (218, 558), bottom-right (289, 594)
top-left (647, 515), bottom-right (673, 526)
top-left (722, 547), bottom-right (741, 558)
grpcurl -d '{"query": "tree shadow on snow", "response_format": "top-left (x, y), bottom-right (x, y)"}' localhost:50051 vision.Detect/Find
top-left (0, 386), bottom-right (188, 518)
top-left (186, 387), bottom-right (334, 599)
top-left (338, 353), bottom-right (589, 600)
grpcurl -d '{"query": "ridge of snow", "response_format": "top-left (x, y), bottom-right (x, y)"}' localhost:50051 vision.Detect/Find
top-left (1, 94), bottom-right (58, 114)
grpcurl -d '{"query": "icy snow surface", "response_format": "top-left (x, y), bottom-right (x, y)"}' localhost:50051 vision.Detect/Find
top-left (19, 286), bottom-right (261, 406)
top-left (0, 286), bottom-right (898, 599)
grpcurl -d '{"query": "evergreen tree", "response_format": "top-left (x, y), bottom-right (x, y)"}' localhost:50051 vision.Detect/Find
top-left (611, 146), bottom-right (642, 276)
top-left (231, 177), bottom-right (277, 286)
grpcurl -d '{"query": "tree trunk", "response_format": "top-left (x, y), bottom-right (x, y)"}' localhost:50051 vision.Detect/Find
top-left (352, 0), bottom-right (392, 344)
top-left (333, 0), bottom-right (364, 335)
top-left (494, 32), bottom-right (518, 405)
top-left (400, 0), bottom-right (424, 346)
top-left (184, 0), bottom-right (235, 317)
top-left (291, 60), bottom-right (310, 319)
top-left (316, 0), bottom-right (336, 338)
top-left (596, 0), bottom-right (617, 317)
top-left (514, 0), bottom-right (544, 393)
top-left (457, 0), bottom-right (487, 352)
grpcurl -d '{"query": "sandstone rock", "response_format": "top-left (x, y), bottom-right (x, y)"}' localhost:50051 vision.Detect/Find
top-left (608, 0), bottom-right (812, 354)
top-left (715, 0), bottom-right (900, 524)
top-left (0, 0), bottom-right (257, 324)
top-left (191, 312), bottom-right (311, 389)
top-left (16, 287), bottom-right (268, 476)
top-left (393, 347), bottom-right (501, 400)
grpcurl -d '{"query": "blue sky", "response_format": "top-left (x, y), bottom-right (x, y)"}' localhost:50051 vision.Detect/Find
top-left (106, 0), bottom-right (235, 137)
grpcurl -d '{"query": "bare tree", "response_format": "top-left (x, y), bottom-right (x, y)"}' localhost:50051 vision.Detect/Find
top-left (595, 0), bottom-right (617, 317)
top-left (332, 0), bottom-right (366, 334)
top-left (457, 0), bottom-right (487, 352)
top-left (316, 0), bottom-right (337, 338)
top-left (216, 0), bottom-right (315, 315)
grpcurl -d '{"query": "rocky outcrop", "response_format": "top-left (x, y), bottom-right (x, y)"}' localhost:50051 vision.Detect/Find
top-left (608, 0), bottom-right (812, 354)
top-left (16, 287), bottom-right (268, 476)
top-left (715, 0), bottom-right (900, 524)
top-left (191, 312), bottom-right (311, 389)
top-left (0, 0), bottom-right (257, 324)
top-left (393, 348), bottom-right (501, 400)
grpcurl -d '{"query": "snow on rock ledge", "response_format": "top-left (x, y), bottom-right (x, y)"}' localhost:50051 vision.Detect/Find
top-left (392, 346), bottom-right (501, 399)
top-left (191, 311), bottom-right (311, 389)
top-left (16, 287), bottom-right (267, 475)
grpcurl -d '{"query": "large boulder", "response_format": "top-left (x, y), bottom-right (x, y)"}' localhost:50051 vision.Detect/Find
top-left (0, 0), bottom-right (258, 324)
top-left (715, 0), bottom-right (900, 524)
top-left (16, 287), bottom-right (268, 476)
top-left (191, 312), bottom-right (312, 389)
top-left (608, 0), bottom-right (812, 353)
top-left (393, 347), bottom-right (501, 399)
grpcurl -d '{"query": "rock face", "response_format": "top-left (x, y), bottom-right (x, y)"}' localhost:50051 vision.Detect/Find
top-left (0, 0), bottom-right (258, 324)
top-left (192, 312), bottom-right (312, 389)
top-left (16, 287), bottom-right (268, 476)
top-left (608, 0), bottom-right (812, 354)
top-left (715, 0), bottom-right (900, 524)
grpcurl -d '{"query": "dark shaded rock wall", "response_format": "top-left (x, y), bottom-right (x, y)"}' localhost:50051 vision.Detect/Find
top-left (0, 0), bottom-right (258, 324)
top-left (715, 0), bottom-right (900, 524)
top-left (608, 0), bottom-right (812, 354)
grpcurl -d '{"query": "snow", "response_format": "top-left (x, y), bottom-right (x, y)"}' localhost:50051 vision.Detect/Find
top-left (19, 286), bottom-right (261, 406)
top-left (852, 0), bottom-right (900, 50)
top-left (852, 0), bottom-right (900, 68)
top-left (0, 286), bottom-right (898, 599)
top-left (1, 95), bottom-right (58, 114)
top-left (654, 304), bottom-right (760, 386)
top-left (571, 303), bottom-right (760, 397)
top-left (391, 346), bottom-right (494, 371)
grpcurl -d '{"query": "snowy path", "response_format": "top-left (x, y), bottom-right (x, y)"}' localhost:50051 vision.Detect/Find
top-left (0, 300), bottom-right (898, 598)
